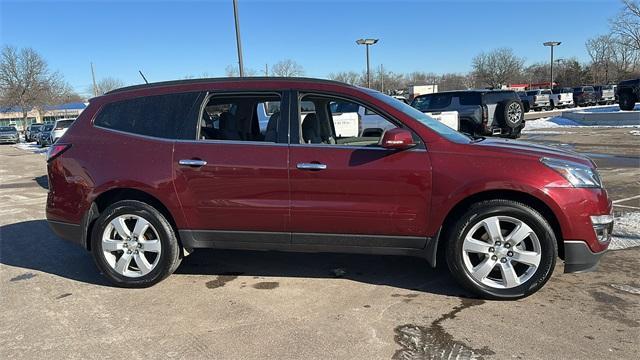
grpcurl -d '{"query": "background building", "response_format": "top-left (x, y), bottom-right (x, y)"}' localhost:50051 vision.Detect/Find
top-left (0, 102), bottom-right (87, 129)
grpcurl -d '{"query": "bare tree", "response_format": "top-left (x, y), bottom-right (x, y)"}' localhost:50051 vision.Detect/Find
top-left (0, 46), bottom-right (73, 131)
top-left (611, 0), bottom-right (640, 51)
top-left (271, 59), bottom-right (304, 77)
top-left (328, 71), bottom-right (361, 85)
top-left (224, 65), bottom-right (256, 77)
top-left (94, 77), bottom-right (125, 95)
top-left (472, 48), bottom-right (525, 88)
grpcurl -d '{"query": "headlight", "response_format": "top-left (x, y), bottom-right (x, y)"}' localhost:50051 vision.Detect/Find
top-left (540, 157), bottom-right (602, 188)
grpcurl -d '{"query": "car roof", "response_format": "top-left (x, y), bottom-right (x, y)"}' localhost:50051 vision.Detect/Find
top-left (104, 77), bottom-right (356, 96)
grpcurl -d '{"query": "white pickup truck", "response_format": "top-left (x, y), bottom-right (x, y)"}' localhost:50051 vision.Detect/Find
top-left (550, 88), bottom-right (575, 109)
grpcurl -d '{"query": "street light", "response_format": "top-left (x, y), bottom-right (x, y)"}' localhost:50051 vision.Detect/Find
top-left (232, 0), bottom-right (245, 77)
top-left (356, 38), bottom-right (379, 88)
top-left (543, 41), bottom-right (561, 89)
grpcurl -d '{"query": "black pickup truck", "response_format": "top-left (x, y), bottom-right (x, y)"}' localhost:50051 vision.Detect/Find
top-left (617, 78), bottom-right (639, 111)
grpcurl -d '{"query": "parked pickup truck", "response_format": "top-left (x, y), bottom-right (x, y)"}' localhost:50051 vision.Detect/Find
top-left (523, 89), bottom-right (551, 111)
top-left (594, 85), bottom-right (616, 105)
top-left (573, 86), bottom-right (597, 107)
top-left (550, 88), bottom-right (574, 109)
top-left (617, 78), bottom-right (639, 111)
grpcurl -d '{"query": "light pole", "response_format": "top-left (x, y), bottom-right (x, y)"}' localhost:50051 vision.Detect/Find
top-left (543, 41), bottom-right (561, 89)
top-left (232, 0), bottom-right (245, 77)
top-left (356, 38), bottom-right (379, 88)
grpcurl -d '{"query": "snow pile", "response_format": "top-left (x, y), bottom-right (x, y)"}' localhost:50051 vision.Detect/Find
top-left (575, 104), bottom-right (640, 113)
top-left (523, 117), bottom-right (580, 131)
top-left (523, 116), bottom-right (640, 132)
top-left (609, 211), bottom-right (640, 250)
top-left (13, 142), bottom-right (48, 155)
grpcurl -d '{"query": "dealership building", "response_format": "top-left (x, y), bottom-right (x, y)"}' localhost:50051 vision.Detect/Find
top-left (0, 102), bottom-right (87, 130)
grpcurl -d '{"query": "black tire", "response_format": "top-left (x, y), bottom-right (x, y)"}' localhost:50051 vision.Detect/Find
top-left (91, 200), bottom-right (181, 287)
top-left (522, 102), bottom-right (530, 113)
top-left (445, 199), bottom-right (557, 300)
top-left (495, 100), bottom-right (524, 129)
top-left (619, 92), bottom-right (636, 111)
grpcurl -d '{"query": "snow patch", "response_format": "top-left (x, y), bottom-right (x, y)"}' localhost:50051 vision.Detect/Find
top-left (609, 211), bottom-right (640, 250)
top-left (13, 142), bottom-right (48, 155)
top-left (523, 116), bottom-right (640, 132)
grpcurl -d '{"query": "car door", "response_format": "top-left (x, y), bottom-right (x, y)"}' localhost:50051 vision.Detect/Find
top-left (288, 92), bottom-right (432, 249)
top-left (173, 91), bottom-right (291, 246)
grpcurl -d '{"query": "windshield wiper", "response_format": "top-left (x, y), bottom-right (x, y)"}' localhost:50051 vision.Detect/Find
top-left (471, 136), bottom-right (486, 143)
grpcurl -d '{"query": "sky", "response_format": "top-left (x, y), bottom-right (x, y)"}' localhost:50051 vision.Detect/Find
top-left (0, 0), bottom-right (622, 96)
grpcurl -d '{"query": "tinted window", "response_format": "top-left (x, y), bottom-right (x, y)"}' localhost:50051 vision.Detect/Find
top-left (457, 92), bottom-right (482, 105)
top-left (526, 90), bottom-right (538, 96)
top-left (0, 126), bottom-right (17, 131)
top-left (584, 86), bottom-right (594, 92)
top-left (94, 92), bottom-right (203, 139)
top-left (56, 120), bottom-right (74, 128)
top-left (330, 101), bottom-right (359, 113)
top-left (411, 93), bottom-right (452, 111)
top-left (484, 92), bottom-right (515, 104)
top-left (542, 90), bottom-right (552, 95)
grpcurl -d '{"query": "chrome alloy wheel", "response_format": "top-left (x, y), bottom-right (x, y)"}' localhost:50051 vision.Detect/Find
top-left (462, 216), bottom-right (541, 289)
top-left (507, 103), bottom-right (522, 123)
top-left (101, 214), bottom-right (162, 277)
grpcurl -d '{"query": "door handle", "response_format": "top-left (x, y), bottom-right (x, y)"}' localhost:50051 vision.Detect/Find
top-left (179, 159), bottom-right (207, 167)
top-left (297, 162), bottom-right (327, 171)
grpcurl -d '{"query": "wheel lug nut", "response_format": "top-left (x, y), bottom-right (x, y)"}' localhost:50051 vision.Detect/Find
top-left (500, 258), bottom-right (507, 263)
top-left (491, 255), bottom-right (498, 261)
top-left (488, 247), bottom-right (495, 253)
top-left (495, 241), bottom-right (501, 246)
top-left (505, 243), bottom-right (511, 248)
top-left (127, 250), bottom-right (131, 254)
top-left (507, 251), bottom-right (513, 257)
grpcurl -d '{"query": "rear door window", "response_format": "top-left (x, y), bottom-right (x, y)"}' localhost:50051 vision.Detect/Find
top-left (94, 92), bottom-right (204, 139)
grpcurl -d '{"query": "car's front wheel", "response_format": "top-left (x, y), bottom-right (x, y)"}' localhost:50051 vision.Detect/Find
top-left (91, 200), bottom-right (181, 287)
top-left (446, 199), bottom-right (557, 300)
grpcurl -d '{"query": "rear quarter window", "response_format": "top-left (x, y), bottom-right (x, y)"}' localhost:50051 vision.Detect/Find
top-left (94, 92), bottom-right (203, 139)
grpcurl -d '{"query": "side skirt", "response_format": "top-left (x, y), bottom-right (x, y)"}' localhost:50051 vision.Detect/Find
top-left (179, 230), bottom-right (439, 265)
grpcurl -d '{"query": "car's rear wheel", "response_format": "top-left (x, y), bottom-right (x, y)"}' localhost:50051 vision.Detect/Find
top-left (91, 200), bottom-right (181, 287)
top-left (446, 199), bottom-right (557, 300)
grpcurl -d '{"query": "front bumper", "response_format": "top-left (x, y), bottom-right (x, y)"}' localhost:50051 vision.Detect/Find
top-left (0, 136), bottom-right (18, 143)
top-left (564, 241), bottom-right (607, 273)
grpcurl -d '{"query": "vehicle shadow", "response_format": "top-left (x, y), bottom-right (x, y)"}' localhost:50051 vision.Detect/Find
top-left (0, 220), bottom-right (470, 297)
top-left (177, 249), bottom-right (469, 297)
top-left (0, 220), bottom-right (109, 286)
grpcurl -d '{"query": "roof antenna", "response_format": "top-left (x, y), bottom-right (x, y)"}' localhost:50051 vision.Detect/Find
top-left (138, 70), bottom-right (149, 84)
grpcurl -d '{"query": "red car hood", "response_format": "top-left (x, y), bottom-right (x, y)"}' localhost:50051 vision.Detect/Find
top-left (470, 139), bottom-right (595, 167)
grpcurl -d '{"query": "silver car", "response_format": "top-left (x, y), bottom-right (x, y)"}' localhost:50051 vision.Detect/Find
top-left (0, 126), bottom-right (19, 144)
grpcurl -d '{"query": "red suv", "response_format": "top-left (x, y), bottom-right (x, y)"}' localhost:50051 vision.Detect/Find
top-left (46, 78), bottom-right (613, 299)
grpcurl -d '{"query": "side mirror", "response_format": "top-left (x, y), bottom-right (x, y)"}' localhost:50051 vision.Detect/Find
top-left (379, 128), bottom-right (416, 150)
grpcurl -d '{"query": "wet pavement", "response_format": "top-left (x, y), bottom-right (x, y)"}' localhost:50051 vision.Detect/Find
top-left (1, 143), bottom-right (639, 360)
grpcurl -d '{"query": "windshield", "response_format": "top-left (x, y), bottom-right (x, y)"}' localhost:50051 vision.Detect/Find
top-left (365, 89), bottom-right (470, 143)
top-left (43, 125), bottom-right (54, 131)
top-left (0, 126), bottom-right (17, 132)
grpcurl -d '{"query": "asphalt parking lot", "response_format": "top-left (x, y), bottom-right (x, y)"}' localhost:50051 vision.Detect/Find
top-left (1, 136), bottom-right (639, 359)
